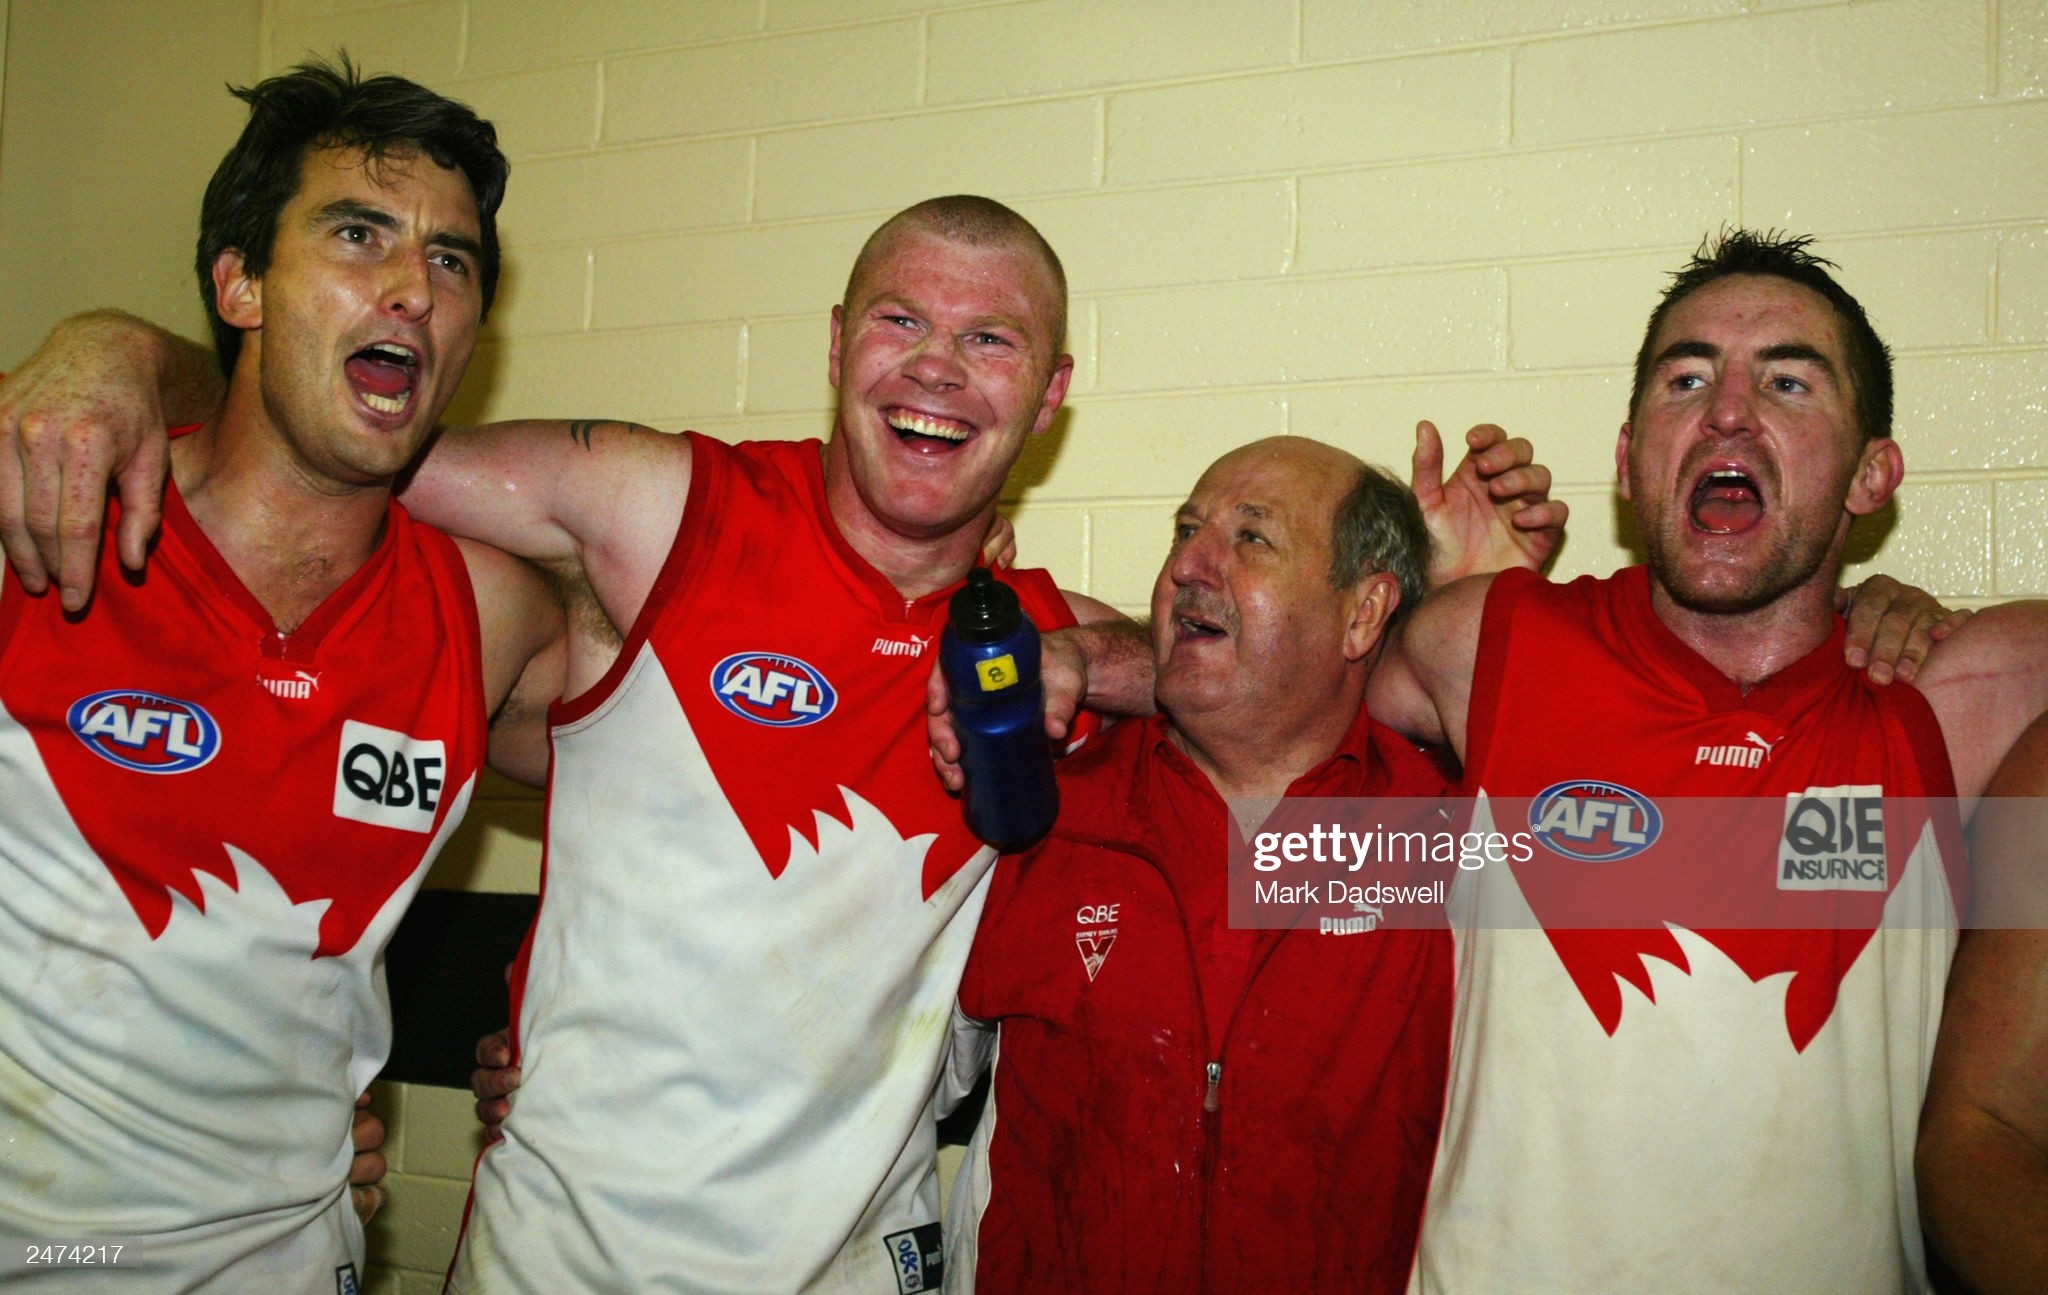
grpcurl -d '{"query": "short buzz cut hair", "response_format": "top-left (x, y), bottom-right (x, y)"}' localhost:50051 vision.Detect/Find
top-left (1329, 463), bottom-right (1433, 620)
top-left (842, 195), bottom-right (1068, 354)
top-left (1629, 229), bottom-right (1893, 443)
top-left (195, 53), bottom-right (509, 376)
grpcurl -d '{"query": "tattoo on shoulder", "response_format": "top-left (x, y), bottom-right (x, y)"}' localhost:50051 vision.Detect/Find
top-left (565, 419), bottom-right (661, 450)
top-left (567, 419), bottom-right (617, 450)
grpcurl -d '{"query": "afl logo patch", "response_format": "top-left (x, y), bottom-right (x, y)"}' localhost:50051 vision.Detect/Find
top-left (67, 689), bottom-right (222, 774)
top-left (1529, 780), bottom-right (1662, 861)
top-left (710, 652), bottom-right (837, 727)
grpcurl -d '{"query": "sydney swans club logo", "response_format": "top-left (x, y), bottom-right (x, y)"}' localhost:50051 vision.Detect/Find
top-left (68, 690), bottom-right (222, 774)
top-left (710, 652), bottom-right (838, 727)
top-left (1528, 780), bottom-right (1664, 861)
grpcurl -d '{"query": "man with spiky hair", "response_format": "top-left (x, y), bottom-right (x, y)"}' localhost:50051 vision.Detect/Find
top-left (0, 59), bottom-right (563, 1292)
top-left (1365, 231), bottom-right (2048, 1292)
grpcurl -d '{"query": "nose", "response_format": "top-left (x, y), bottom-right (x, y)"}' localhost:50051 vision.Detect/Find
top-left (381, 246), bottom-right (434, 321)
top-left (1705, 374), bottom-right (1754, 436)
top-left (1168, 524), bottom-right (1223, 589)
top-left (902, 332), bottom-right (965, 390)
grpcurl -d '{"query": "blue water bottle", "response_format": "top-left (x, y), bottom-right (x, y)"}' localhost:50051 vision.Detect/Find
top-left (941, 568), bottom-right (1059, 848)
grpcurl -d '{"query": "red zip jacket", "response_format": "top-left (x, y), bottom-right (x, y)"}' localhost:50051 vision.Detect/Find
top-left (949, 706), bottom-right (1454, 1293)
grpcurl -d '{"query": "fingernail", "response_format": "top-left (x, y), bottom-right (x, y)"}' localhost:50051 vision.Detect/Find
top-left (1845, 648), bottom-right (1867, 667)
top-left (1870, 662), bottom-right (1893, 685)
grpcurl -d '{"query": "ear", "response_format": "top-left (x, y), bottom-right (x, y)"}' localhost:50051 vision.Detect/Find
top-left (1614, 422), bottom-right (1634, 502)
top-left (828, 304), bottom-right (845, 389)
top-left (1030, 353), bottom-right (1075, 436)
top-left (1341, 571), bottom-right (1402, 663)
top-left (1845, 437), bottom-right (1904, 517)
top-left (212, 249), bottom-right (262, 330)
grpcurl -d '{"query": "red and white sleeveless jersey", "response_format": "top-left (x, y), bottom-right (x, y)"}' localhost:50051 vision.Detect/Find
top-left (1410, 567), bottom-right (1964, 1294)
top-left (0, 480), bottom-right (486, 1292)
top-left (449, 435), bottom-right (1084, 1295)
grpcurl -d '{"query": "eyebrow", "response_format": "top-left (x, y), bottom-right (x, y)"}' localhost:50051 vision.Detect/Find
top-left (1173, 500), bottom-right (1276, 526)
top-left (1757, 342), bottom-right (1836, 375)
top-left (311, 198), bottom-right (484, 261)
top-left (1652, 338), bottom-right (1838, 378)
top-left (869, 293), bottom-right (1031, 337)
top-left (312, 198), bottom-right (397, 231)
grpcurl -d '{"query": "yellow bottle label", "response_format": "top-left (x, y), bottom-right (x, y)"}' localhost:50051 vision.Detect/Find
top-left (976, 654), bottom-right (1019, 692)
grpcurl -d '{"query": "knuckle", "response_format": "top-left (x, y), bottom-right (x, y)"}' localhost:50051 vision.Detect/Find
top-left (16, 411), bottom-right (57, 446)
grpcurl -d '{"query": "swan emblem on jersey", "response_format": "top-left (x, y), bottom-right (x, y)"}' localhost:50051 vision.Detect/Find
top-left (685, 644), bottom-right (989, 897)
top-left (67, 689), bottom-right (221, 774)
top-left (710, 652), bottom-right (839, 727)
top-left (1528, 780), bottom-right (1663, 861)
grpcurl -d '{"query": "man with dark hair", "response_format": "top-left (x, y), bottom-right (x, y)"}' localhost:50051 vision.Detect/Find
top-left (944, 438), bottom-right (1459, 1293)
top-left (194, 53), bottom-right (509, 376)
top-left (1363, 229), bottom-right (2048, 1291)
top-left (0, 59), bottom-right (562, 1292)
top-left (1630, 230), bottom-right (1895, 447)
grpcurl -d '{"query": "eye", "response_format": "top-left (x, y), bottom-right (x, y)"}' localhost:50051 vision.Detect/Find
top-left (337, 224), bottom-right (373, 244)
top-left (1172, 520), bottom-right (1198, 542)
top-left (1238, 529), bottom-right (1268, 547)
top-left (1769, 373), bottom-right (1808, 394)
top-left (1671, 372), bottom-right (1707, 391)
top-left (969, 331), bottom-right (1011, 347)
top-left (431, 251), bottom-right (472, 276)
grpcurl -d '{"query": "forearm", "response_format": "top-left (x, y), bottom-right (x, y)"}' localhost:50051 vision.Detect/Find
top-left (1919, 914), bottom-right (2048, 1292)
top-left (58, 310), bottom-right (223, 426)
top-left (1059, 617), bottom-right (1155, 717)
top-left (1920, 1116), bottom-right (2048, 1293)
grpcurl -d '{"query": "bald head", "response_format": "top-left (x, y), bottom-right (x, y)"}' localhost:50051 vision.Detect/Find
top-left (843, 195), bottom-right (1068, 354)
top-left (1200, 437), bottom-right (1433, 615)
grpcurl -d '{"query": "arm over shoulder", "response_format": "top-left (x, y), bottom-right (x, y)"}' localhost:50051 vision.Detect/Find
top-left (1368, 572), bottom-right (1495, 759)
top-left (405, 419), bottom-right (692, 634)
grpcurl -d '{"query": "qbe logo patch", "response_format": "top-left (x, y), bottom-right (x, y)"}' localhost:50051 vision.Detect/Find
top-left (334, 1264), bottom-right (360, 1295)
top-left (882, 1222), bottom-right (944, 1294)
top-left (333, 720), bottom-right (445, 834)
top-left (1778, 784), bottom-right (1887, 891)
top-left (67, 689), bottom-right (222, 774)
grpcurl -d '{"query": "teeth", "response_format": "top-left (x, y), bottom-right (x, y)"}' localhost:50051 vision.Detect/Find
top-left (362, 392), bottom-right (408, 415)
top-left (365, 343), bottom-right (416, 363)
top-left (886, 412), bottom-right (969, 441)
top-left (1707, 469), bottom-right (1751, 483)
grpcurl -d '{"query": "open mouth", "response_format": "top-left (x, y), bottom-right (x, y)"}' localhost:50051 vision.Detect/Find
top-left (1175, 614), bottom-right (1227, 643)
top-left (1171, 594), bottom-right (1231, 643)
top-left (1689, 468), bottom-right (1764, 535)
top-left (344, 343), bottom-right (419, 417)
top-left (886, 410), bottom-right (971, 451)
